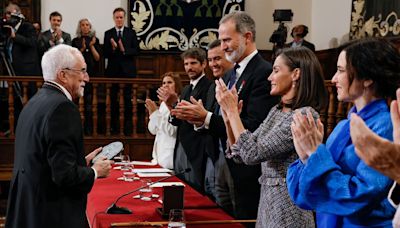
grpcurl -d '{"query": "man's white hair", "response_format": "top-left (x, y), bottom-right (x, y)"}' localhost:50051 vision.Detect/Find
top-left (41, 44), bottom-right (84, 81)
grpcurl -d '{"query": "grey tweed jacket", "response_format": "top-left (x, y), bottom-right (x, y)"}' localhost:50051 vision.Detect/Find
top-left (230, 105), bottom-right (316, 228)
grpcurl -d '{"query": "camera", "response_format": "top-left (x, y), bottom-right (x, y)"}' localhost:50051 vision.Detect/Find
top-left (0, 13), bottom-right (24, 41)
top-left (269, 9), bottom-right (293, 47)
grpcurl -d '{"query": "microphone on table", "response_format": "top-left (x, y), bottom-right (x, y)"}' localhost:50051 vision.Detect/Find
top-left (106, 168), bottom-right (191, 214)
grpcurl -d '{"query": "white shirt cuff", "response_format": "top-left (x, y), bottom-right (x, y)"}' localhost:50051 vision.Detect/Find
top-left (204, 112), bottom-right (212, 129)
top-left (91, 167), bottom-right (98, 180)
top-left (388, 182), bottom-right (398, 208)
top-left (193, 112), bottom-right (212, 131)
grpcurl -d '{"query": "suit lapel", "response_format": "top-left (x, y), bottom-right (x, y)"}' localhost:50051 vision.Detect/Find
top-left (191, 76), bottom-right (207, 99)
top-left (235, 54), bottom-right (260, 99)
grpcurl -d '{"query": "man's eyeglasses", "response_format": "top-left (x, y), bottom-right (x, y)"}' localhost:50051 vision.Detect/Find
top-left (62, 67), bottom-right (88, 75)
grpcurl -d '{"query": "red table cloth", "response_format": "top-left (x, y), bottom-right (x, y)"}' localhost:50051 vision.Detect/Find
top-left (87, 165), bottom-right (245, 228)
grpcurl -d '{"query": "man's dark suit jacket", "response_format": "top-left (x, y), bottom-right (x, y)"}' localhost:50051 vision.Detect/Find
top-left (38, 29), bottom-right (72, 55)
top-left (10, 22), bottom-right (40, 76)
top-left (206, 53), bottom-right (278, 219)
top-left (286, 39), bottom-right (315, 52)
top-left (171, 76), bottom-right (212, 191)
top-left (5, 83), bottom-right (95, 228)
top-left (103, 27), bottom-right (139, 77)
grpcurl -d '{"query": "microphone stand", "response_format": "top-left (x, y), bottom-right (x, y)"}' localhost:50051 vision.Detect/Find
top-left (106, 168), bottom-right (191, 214)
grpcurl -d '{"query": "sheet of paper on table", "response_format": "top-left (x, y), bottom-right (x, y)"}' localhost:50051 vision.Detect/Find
top-left (133, 168), bottom-right (172, 173)
top-left (150, 182), bottom-right (185, 188)
top-left (136, 172), bottom-right (171, 177)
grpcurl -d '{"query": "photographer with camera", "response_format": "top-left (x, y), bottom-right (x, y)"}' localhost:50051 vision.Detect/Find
top-left (3, 3), bottom-right (40, 77)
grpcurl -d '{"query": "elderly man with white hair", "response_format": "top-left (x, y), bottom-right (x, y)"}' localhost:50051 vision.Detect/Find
top-left (5, 44), bottom-right (113, 228)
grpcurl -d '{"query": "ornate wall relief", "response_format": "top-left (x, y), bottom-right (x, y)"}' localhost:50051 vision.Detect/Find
top-left (129, 0), bottom-right (245, 51)
top-left (350, 0), bottom-right (400, 39)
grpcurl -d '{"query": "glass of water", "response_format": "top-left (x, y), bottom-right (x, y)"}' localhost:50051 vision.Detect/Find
top-left (120, 154), bottom-right (130, 171)
top-left (139, 179), bottom-right (153, 201)
top-left (168, 209), bottom-right (186, 228)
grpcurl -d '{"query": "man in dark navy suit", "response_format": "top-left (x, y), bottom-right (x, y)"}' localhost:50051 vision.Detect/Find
top-left (103, 7), bottom-right (139, 77)
top-left (104, 7), bottom-right (139, 134)
top-left (168, 48), bottom-right (212, 192)
top-left (171, 12), bottom-right (278, 224)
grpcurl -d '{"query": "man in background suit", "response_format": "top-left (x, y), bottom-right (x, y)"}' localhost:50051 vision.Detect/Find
top-left (103, 7), bottom-right (139, 77)
top-left (104, 7), bottom-right (139, 135)
top-left (38, 11), bottom-right (72, 56)
top-left (168, 48), bottom-right (212, 192)
top-left (171, 39), bottom-right (233, 199)
top-left (172, 12), bottom-right (278, 223)
top-left (286, 24), bottom-right (315, 52)
top-left (5, 45), bottom-right (113, 228)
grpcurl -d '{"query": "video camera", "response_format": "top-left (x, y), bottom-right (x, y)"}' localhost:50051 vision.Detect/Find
top-left (0, 13), bottom-right (25, 43)
top-left (269, 9), bottom-right (293, 48)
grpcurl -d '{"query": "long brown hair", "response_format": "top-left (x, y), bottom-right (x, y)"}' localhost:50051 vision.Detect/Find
top-left (161, 72), bottom-right (183, 96)
top-left (277, 47), bottom-right (327, 111)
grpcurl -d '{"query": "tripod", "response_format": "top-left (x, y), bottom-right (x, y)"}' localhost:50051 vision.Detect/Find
top-left (0, 46), bottom-right (23, 104)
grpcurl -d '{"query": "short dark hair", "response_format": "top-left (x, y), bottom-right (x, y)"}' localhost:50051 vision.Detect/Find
top-left (219, 11), bottom-right (256, 42)
top-left (49, 11), bottom-right (62, 20)
top-left (341, 37), bottom-right (400, 99)
top-left (113, 7), bottom-right (126, 15)
top-left (207, 39), bottom-right (221, 50)
top-left (277, 47), bottom-right (327, 111)
top-left (161, 72), bottom-right (183, 95)
top-left (180, 47), bottom-right (207, 64)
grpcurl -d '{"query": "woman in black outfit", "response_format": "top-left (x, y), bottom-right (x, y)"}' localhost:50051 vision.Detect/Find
top-left (72, 18), bottom-right (100, 135)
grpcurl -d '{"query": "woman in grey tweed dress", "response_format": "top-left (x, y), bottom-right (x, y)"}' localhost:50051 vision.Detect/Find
top-left (215, 47), bottom-right (327, 228)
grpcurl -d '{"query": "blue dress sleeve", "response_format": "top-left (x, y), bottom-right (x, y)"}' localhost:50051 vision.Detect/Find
top-left (287, 115), bottom-right (394, 216)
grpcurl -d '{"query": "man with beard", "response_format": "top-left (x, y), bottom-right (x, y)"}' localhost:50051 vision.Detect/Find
top-left (166, 48), bottom-right (212, 192)
top-left (172, 13), bottom-right (278, 224)
top-left (214, 11), bottom-right (278, 223)
top-left (171, 39), bottom-right (233, 199)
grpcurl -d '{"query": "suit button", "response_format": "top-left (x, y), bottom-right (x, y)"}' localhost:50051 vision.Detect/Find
top-left (21, 169), bottom-right (25, 173)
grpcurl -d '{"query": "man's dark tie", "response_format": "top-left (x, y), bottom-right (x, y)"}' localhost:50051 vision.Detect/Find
top-left (185, 84), bottom-right (193, 100)
top-left (117, 30), bottom-right (122, 39)
top-left (228, 64), bottom-right (240, 89)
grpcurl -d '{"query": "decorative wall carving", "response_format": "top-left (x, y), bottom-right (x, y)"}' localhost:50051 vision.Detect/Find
top-left (350, 0), bottom-right (400, 39)
top-left (129, 0), bottom-right (245, 51)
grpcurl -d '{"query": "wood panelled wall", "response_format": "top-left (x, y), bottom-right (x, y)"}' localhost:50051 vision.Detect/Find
top-left (135, 49), bottom-right (339, 80)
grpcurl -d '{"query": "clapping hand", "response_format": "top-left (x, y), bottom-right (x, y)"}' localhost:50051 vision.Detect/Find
top-left (145, 99), bottom-right (158, 115)
top-left (170, 97), bottom-right (207, 126)
top-left (157, 87), bottom-right (178, 109)
top-left (215, 78), bottom-right (242, 116)
top-left (118, 39), bottom-right (125, 53)
top-left (110, 38), bottom-right (118, 50)
top-left (291, 110), bottom-right (324, 163)
top-left (89, 36), bottom-right (96, 47)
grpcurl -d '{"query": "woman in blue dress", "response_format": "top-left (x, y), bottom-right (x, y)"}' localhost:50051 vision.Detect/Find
top-left (287, 38), bottom-right (400, 227)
